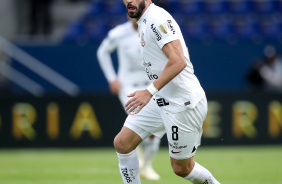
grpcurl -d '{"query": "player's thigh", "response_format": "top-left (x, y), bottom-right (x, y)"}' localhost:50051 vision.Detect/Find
top-left (161, 98), bottom-right (207, 160)
top-left (124, 98), bottom-right (165, 140)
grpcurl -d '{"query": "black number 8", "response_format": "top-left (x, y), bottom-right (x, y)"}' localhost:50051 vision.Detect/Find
top-left (172, 126), bottom-right (178, 140)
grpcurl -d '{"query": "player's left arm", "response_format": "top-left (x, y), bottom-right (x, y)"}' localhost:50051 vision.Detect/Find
top-left (125, 40), bottom-right (186, 114)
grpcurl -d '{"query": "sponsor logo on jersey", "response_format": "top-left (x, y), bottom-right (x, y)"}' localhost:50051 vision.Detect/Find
top-left (121, 168), bottom-right (132, 183)
top-left (140, 32), bottom-right (146, 47)
top-left (151, 24), bottom-right (162, 41)
top-left (184, 101), bottom-right (191, 106)
top-left (171, 150), bottom-right (182, 154)
top-left (143, 60), bottom-right (151, 69)
top-left (168, 142), bottom-right (188, 150)
top-left (156, 98), bottom-right (169, 106)
top-left (143, 60), bottom-right (158, 80)
top-left (167, 20), bottom-right (175, 34)
top-left (159, 23), bottom-right (167, 34)
top-left (143, 18), bottom-right (147, 24)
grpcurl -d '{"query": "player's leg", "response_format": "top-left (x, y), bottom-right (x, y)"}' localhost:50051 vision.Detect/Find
top-left (170, 156), bottom-right (220, 184)
top-left (170, 156), bottom-right (194, 177)
top-left (139, 135), bottom-right (161, 180)
top-left (114, 98), bottom-right (164, 184)
top-left (114, 126), bottom-right (143, 184)
top-left (118, 87), bottom-right (146, 175)
top-left (118, 87), bottom-right (161, 180)
top-left (114, 126), bottom-right (143, 154)
top-left (162, 97), bottom-right (220, 183)
top-left (168, 127), bottom-right (220, 183)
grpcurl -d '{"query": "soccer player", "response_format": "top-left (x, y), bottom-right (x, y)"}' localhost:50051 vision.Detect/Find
top-left (114, 0), bottom-right (221, 184)
top-left (97, 16), bottom-right (161, 180)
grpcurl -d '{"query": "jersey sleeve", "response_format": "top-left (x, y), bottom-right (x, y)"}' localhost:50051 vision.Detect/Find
top-left (102, 28), bottom-right (120, 53)
top-left (149, 16), bottom-right (179, 49)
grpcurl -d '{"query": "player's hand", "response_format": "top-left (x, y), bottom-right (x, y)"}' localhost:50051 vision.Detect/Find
top-left (109, 79), bottom-right (121, 95)
top-left (125, 89), bottom-right (152, 114)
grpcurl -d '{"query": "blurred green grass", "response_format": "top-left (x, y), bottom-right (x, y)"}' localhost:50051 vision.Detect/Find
top-left (0, 146), bottom-right (281, 184)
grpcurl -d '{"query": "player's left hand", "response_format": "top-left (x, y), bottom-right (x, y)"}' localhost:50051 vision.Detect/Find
top-left (125, 89), bottom-right (152, 114)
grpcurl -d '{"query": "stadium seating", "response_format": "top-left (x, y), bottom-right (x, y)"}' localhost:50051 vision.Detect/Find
top-left (63, 0), bottom-right (282, 43)
top-left (203, 0), bottom-right (229, 15)
top-left (104, 0), bottom-right (126, 16)
top-left (86, 0), bottom-right (105, 16)
top-left (227, 0), bottom-right (253, 15)
top-left (182, 16), bottom-right (209, 40)
top-left (252, 0), bottom-right (276, 15)
top-left (259, 16), bottom-right (281, 38)
top-left (208, 16), bottom-right (233, 40)
top-left (177, 0), bottom-right (204, 15)
top-left (232, 16), bottom-right (259, 39)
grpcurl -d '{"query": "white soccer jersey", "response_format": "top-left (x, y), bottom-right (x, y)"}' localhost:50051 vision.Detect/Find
top-left (137, 4), bottom-right (205, 111)
top-left (97, 21), bottom-right (149, 89)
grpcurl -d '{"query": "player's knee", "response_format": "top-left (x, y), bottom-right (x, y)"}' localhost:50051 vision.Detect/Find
top-left (172, 166), bottom-right (189, 177)
top-left (172, 163), bottom-right (193, 178)
top-left (113, 135), bottom-right (132, 154)
top-left (171, 157), bottom-right (195, 177)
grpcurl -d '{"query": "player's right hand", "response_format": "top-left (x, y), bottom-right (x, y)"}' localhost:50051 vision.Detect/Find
top-left (125, 89), bottom-right (152, 114)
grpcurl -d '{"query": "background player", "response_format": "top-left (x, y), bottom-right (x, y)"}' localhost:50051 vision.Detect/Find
top-left (114, 0), bottom-right (220, 183)
top-left (97, 16), bottom-right (161, 180)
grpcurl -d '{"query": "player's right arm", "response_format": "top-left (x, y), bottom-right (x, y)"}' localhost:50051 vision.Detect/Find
top-left (97, 32), bottom-right (120, 95)
top-left (153, 39), bottom-right (187, 92)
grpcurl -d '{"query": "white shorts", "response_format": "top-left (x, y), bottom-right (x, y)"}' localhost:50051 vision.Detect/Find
top-left (124, 97), bottom-right (208, 160)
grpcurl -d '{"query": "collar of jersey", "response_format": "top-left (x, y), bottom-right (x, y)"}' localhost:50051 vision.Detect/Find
top-left (137, 3), bottom-right (154, 25)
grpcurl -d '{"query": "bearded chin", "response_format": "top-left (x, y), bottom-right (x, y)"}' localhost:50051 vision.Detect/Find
top-left (127, 11), bottom-right (138, 18)
top-left (128, 0), bottom-right (145, 18)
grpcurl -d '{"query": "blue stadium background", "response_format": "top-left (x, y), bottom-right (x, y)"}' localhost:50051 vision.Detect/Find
top-left (9, 0), bottom-right (281, 95)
